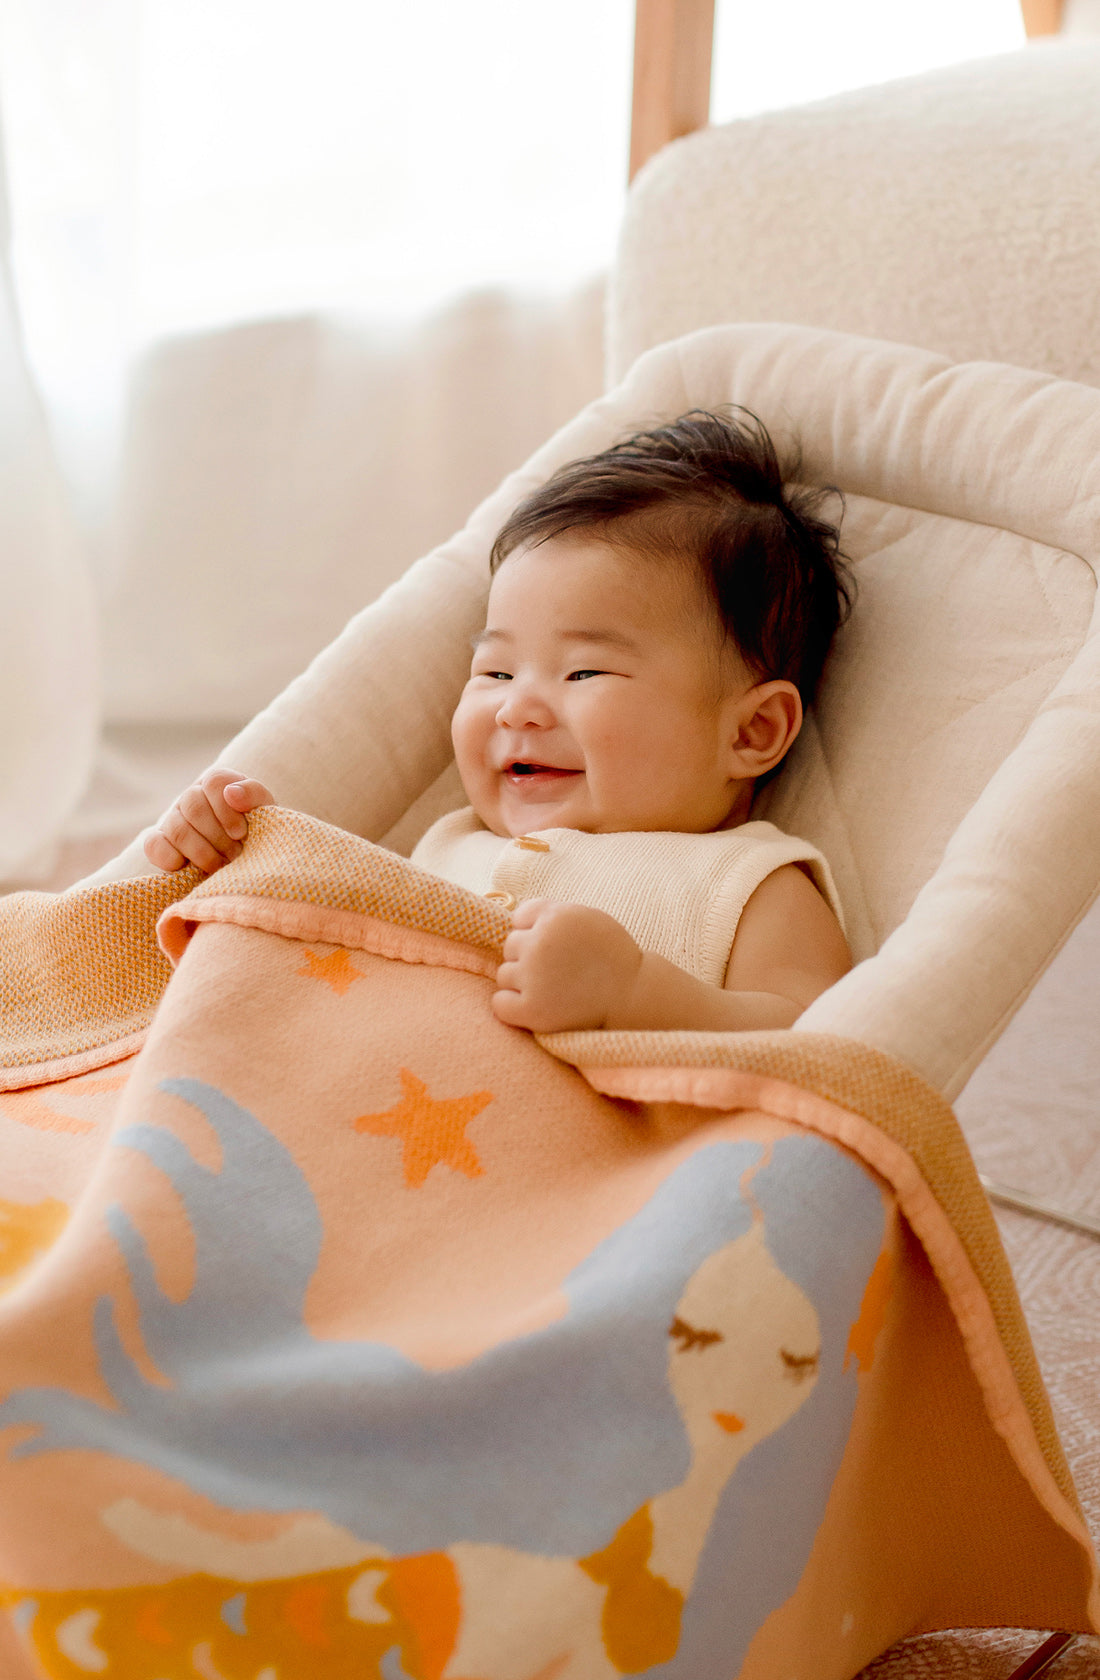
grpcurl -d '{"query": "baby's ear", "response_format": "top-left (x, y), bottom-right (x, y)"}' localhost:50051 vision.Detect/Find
top-left (729, 681), bottom-right (802, 779)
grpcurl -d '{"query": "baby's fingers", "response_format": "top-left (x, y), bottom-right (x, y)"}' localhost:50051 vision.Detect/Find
top-left (143, 830), bottom-right (189, 873)
top-left (222, 777), bottom-right (276, 816)
top-left (491, 985), bottom-right (543, 1032)
top-left (176, 781), bottom-right (245, 857)
top-left (194, 769), bottom-right (256, 841)
top-left (156, 805), bottom-right (236, 876)
top-left (500, 926), bottom-right (534, 965)
top-left (508, 897), bottom-right (551, 931)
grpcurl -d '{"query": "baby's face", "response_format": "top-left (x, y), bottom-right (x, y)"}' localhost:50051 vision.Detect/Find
top-left (452, 534), bottom-right (756, 839)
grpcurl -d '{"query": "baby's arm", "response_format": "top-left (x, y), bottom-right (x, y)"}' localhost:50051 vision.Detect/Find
top-left (492, 866), bottom-right (850, 1034)
top-left (143, 768), bottom-right (275, 875)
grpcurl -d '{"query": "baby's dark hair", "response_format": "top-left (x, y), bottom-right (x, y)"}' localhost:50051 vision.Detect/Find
top-left (490, 408), bottom-right (853, 706)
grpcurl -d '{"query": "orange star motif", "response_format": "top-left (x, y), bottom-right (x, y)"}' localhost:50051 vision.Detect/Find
top-left (354, 1068), bottom-right (492, 1188)
top-left (298, 948), bottom-right (364, 996)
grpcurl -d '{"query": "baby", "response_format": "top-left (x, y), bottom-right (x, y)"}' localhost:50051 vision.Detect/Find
top-left (146, 410), bottom-right (853, 1035)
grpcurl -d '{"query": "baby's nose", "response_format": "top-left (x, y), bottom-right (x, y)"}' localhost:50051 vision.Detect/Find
top-left (495, 680), bottom-right (554, 729)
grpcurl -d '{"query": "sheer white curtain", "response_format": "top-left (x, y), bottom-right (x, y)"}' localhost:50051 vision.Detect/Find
top-left (0, 122), bottom-right (98, 879)
top-left (0, 1), bottom-right (630, 871)
top-left (0, 0), bottom-right (633, 512)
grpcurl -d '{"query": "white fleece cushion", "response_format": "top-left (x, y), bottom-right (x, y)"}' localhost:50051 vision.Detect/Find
top-left (757, 501), bottom-right (1094, 966)
top-left (87, 323), bottom-right (1100, 1101)
top-left (609, 40), bottom-right (1100, 389)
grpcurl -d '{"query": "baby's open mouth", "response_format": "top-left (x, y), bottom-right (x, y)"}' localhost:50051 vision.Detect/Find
top-left (505, 762), bottom-right (580, 783)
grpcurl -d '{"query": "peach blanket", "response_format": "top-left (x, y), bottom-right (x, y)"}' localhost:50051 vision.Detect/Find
top-left (0, 809), bottom-right (1096, 1680)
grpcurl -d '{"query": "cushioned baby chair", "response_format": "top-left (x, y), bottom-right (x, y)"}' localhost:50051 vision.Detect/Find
top-left (62, 36), bottom-right (1100, 1678)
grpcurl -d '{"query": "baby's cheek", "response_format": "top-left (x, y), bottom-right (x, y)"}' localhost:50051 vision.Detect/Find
top-left (450, 692), bottom-right (476, 758)
top-left (451, 701), bottom-right (492, 790)
top-left (577, 715), bottom-right (634, 783)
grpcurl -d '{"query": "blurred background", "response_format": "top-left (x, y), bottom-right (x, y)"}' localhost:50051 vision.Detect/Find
top-left (0, 0), bottom-right (1067, 883)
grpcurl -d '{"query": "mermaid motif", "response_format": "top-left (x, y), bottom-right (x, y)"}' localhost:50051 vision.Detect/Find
top-left (1, 1079), bottom-right (885, 1677)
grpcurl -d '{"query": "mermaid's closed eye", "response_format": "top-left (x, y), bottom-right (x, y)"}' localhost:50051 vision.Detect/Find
top-left (669, 1315), bottom-right (723, 1352)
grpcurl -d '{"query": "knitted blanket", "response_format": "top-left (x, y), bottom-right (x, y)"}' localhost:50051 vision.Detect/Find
top-left (0, 808), bottom-right (1096, 1680)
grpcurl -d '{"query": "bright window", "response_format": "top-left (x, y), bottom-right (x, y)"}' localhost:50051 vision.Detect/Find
top-left (0, 0), bottom-right (1026, 440)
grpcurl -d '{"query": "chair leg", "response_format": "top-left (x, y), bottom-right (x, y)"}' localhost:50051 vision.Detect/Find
top-left (1004, 1632), bottom-right (1078, 1679)
top-left (1019, 0), bottom-right (1064, 35)
top-left (629, 0), bottom-right (715, 180)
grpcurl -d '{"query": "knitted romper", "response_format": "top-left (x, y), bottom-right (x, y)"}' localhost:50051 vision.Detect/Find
top-left (412, 808), bottom-right (843, 987)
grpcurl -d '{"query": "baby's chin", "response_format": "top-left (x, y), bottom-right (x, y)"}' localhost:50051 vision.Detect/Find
top-left (465, 803), bottom-right (522, 839)
top-left (471, 787), bottom-right (743, 838)
top-left (477, 808), bottom-right (578, 839)
top-left (479, 790), bottom-right (584, 838)
top-left (475, 802), bottom-right (721, 839)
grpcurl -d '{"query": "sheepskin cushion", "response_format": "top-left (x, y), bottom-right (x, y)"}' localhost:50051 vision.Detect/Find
top-left (609, 40), bottom-right (1100, 390)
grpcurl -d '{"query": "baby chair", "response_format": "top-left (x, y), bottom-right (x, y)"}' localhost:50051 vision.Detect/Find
top-left (18, 35), bottom-right (1100, 1680)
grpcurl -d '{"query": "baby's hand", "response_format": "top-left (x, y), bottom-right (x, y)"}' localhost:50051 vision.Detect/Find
top-left (143, 768), bottom-right (275, 876)
top-left (492, 900), bottom-right (644, 1034)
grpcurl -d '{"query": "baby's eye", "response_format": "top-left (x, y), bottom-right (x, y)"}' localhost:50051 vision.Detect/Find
top-left (566, 669), bottom-right (604, 681)
top-left (476, 670), bottom-right (512, 681)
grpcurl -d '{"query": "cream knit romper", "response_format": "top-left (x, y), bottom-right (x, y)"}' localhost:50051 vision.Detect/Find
top-left (412, 809), bottom-right (843, 988)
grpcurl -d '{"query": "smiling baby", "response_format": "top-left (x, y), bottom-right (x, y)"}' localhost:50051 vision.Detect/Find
top-left (145, 411), bottom-right (854, 1035)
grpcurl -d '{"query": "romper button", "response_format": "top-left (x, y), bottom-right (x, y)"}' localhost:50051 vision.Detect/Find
top-left (514, 834), bottom-right (551, 852)
top-left (485, 890), bottom-right (517, 911)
